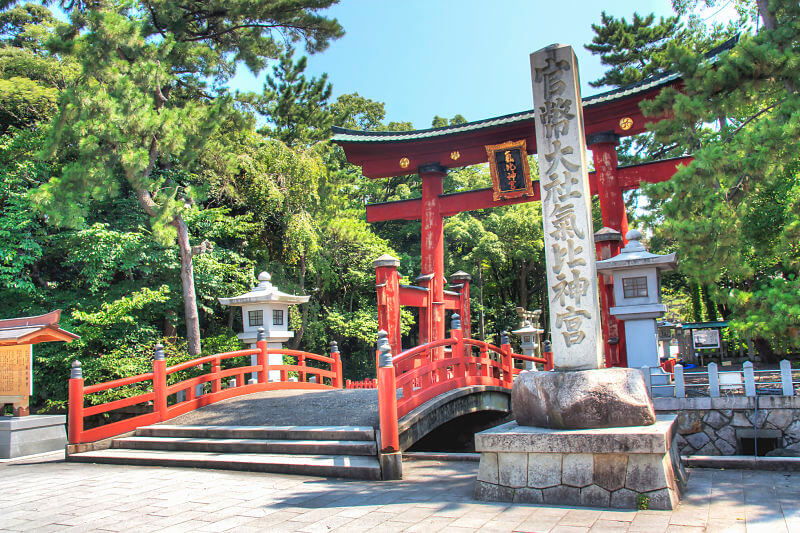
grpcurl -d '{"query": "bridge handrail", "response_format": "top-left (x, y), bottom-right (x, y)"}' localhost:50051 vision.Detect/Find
top-left (67, 332), bottom-right (344, 446)
top-left (376, 315), bottom-right (554, 454)
top-left (393, 338), bottom-right (455, 364)
top-left (463, 338), bottom-right (549, 365)
top-left (166, 349), bottom-right (259, 374)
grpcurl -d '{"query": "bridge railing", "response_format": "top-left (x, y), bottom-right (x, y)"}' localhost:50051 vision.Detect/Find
top-left (376, 314), bottom-right (552, 453)
top-left (67, 329), bottom-right (343, 445)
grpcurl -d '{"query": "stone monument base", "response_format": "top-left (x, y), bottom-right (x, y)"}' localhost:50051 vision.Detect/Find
top-left (0, 415), bottom-right (67, 459)
top-left (474, 415), bottom-right (686, 509)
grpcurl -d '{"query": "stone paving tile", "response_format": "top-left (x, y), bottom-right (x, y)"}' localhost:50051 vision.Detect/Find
top-left (588, 519), bottom-right (631, 532)
top-left (548, 526), bottom-right (591, 533)
top-left (557, 509), bottom-right (603, 527)
top-left (5, 454), bottom-right (800, 533)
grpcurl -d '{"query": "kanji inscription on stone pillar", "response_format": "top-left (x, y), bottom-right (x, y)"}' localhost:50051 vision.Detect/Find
top-left (530, 44), bottom-right (603, 370)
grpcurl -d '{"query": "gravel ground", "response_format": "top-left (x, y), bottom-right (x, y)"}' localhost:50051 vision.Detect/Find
top-left (164, 388), bottom-right (380, 427)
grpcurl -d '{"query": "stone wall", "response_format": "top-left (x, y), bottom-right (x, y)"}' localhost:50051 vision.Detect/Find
top-left (654, 396), bottom-right (800, 456)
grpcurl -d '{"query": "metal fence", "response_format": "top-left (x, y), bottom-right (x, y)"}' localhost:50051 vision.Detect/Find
top-left (643, 360), bottom-right (797, 398)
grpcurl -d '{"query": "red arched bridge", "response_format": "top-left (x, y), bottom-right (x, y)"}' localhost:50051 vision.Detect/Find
top-left (66, 315), bottom-right (550, 480)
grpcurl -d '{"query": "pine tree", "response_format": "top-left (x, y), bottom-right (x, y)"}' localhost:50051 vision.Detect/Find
top-left (642, 0), bottom-right (800, 356)
top-left (260, 47), bottom-right (333, 146)
top-left (585, 11), bottom-right (683, 88)
top-left (31, 0), bottom-right (342, 355)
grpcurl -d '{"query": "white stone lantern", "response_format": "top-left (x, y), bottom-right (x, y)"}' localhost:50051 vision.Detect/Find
top-left (596, 230), bottom-right (677, 376)
top-left (218, 272), bottom-right (309, 382)
top-left (511, 322), bottom-right (543, 371)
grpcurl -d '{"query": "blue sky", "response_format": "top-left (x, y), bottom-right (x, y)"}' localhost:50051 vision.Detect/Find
top-left (230, 1), bottom-right (697, 129)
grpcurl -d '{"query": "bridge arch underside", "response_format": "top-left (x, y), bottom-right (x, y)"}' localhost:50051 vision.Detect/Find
top-left (397, 385), bottom-right (511, 451)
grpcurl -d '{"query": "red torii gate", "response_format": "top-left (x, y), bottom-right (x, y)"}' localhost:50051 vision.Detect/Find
top-left (332, 68), bottom-right (702, 368)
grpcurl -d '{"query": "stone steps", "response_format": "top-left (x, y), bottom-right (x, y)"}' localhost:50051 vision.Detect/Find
top-left (112, 435), bottom-right (377, 455)
top-left (68, 424), bottom-right (381, 480)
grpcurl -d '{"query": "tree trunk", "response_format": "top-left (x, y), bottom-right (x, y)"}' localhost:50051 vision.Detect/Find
top-left (290, 256), bottom-right (308, 350)
top-left (757, 0), bottom-right (778, 31)
top-left (754, 337), bottom-right (778, 364)
top-left (517, 261), bottom-right (529, 309)
top-left (172, 216), bottom-right (202, 356)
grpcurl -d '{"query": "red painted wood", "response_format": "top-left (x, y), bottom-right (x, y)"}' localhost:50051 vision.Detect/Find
top-left (375, 261), bottom-right (402, 362)
top-left (68, 377), bottom-right (83, 443)
top-left (616, 156), bottom-right (693, 191)
top-left (80, 412), bottom-right (161, 444)
top-left (398, 286), bottom-right (428, 308)
top-left (82, 392), bottom-right (155, 417)
top-left (421, 169), bottom-right (446, 355)
top-left (378, 364), bottom-right (400, 452)
top-left (339, 87), bottom-right (670, 180)
top-left (83, 372), bottom-right (154, 394)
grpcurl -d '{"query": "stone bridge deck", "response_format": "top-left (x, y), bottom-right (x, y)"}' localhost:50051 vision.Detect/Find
top-left (164, 389), bottom-right (380, 428)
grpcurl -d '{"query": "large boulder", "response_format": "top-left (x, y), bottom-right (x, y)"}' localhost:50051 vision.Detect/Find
top-left (512, 368), bottom-right (656, 429)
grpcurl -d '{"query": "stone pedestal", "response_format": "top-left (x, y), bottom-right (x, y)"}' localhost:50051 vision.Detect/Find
top-left (0, 415), bottom-right (67, 459)
top-left (474, 415), bottom-right (686, 509)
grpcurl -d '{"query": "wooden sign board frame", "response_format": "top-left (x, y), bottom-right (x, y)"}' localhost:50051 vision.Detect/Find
top-left (486, 139), bottom-right (534, 201)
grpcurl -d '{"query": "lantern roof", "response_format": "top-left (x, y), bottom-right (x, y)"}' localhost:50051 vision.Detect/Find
top-left (218, 272), bottom-right (310, 307)
top-left (596, 230), bottom-right (677, 272)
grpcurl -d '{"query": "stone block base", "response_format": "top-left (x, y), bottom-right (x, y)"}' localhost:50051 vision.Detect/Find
top-left (0, 415), bottom-right (67, 459)
top-left (474, 415), bottom-right (686, 509)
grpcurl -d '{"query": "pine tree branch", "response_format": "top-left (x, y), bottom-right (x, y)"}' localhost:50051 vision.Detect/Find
top-left (723, 99), bottom-right (784, 143)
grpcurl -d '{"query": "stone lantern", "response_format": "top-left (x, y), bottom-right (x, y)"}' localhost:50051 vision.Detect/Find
top-left (511, 309), bottom-right (543, 370)
top-left (596, 230), bottom-right (677, 380)
top-left (218, 272), bottom-right (309, 382)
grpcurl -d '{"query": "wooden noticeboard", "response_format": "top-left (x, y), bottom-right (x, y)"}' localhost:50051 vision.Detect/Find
top-left (0, 344), bottom-right (32, 398)
top-left (486, 139), bottom-right (534, 201)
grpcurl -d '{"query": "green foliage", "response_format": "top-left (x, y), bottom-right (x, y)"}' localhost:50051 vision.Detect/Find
top-left (639, 0), bottom-right (800, 349)
top-left (258, 47), bottom-right (333, 146)
top-left (585, 11), bottom-right (682, 88)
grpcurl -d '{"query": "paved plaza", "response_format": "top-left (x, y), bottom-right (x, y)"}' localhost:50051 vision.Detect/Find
top-left (1, 452), bottom-right (798, 532)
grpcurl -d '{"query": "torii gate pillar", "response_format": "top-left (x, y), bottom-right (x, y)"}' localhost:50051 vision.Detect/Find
top-left (420, 163), bottom-right (447, 347)
top-left (587, 132), bottom-right (629, 367)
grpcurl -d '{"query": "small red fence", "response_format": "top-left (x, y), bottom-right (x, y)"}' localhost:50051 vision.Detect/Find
top-left (68, 332), bottom-right (343, 445)
top-left (346, 378), bottom-right (378, 389)
top-left (377, 314), bottom-right (553, 453)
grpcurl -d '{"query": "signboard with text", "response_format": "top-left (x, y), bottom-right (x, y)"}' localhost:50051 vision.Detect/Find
top-left (692, 329), bottom-right (721, 350)
top-left (0, 344), bottom-right (32, 398)
top-left (486, 140), bottom-right (534, 201)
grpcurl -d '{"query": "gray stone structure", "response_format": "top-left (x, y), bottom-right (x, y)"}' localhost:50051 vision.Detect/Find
top-left (655, 396), bottom-right (800, 456)
top-left (0, 415), bottom-right (67, 459)
top-left (475, 415), bottom-right (686, 509)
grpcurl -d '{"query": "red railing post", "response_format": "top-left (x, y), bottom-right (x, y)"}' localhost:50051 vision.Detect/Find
top-left (480, 345), bottom-right (489, 378)
top-left (256, 327), bottom-right (268, 383)
top-left (331, 341), bottom-right (343, 388)
top-left (501, 331), bottom-right (513, 387)
top-left (374, 255), bottom-right (402, 366)
top-left (377, 342), bottom-right (400, 453)
top-left (298, 354), bottom-right (306, 383)
top-left (68, 360), bottom-right (84, 444)
top-left (543, 339), bottom-right (554, 371)
top-left (153, 344), bottom-right (168, 421)
top-left (211, 356), bottom-right (221, 393)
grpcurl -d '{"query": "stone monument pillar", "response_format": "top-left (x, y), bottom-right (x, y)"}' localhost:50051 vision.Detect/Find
top-left (530, 44), bottom-right (603, 371)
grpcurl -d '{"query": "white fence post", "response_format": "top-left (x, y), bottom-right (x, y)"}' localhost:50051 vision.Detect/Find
top-left (708, 362), bottom-right (720, 397)
top-left (228, 378), bottom-right (237, 388)
top-left (743, 361), bottom-right (756, 397)
top-left (781, 359), bottom-right (794, 396)
top-left (674, 364), bottom-right (685, 398)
